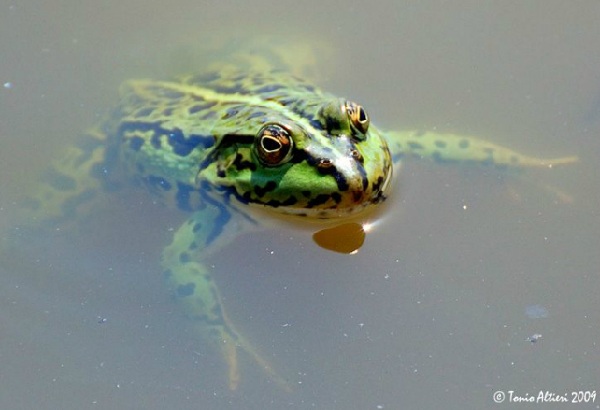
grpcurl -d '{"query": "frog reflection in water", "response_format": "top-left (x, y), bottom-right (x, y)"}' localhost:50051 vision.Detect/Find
top-left (15, 45), bottom-right (577, 391)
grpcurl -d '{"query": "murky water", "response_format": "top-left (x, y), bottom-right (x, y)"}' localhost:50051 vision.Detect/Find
top-left (1, 2), bottom-right (599, 409)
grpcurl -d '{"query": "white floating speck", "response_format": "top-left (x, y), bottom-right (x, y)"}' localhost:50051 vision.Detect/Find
top-left (3, 82), bottom-right (12, 89)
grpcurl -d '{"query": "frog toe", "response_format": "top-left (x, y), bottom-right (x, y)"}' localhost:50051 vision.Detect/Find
top-left (221, 332), bottom-right (240, 390)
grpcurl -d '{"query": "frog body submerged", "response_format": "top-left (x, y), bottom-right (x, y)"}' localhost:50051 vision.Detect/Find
top-left (15, 47), bottom-right (577, 391)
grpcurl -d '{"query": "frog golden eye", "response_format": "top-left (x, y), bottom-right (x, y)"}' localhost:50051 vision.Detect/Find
top-left (255, 123), bottom-right (294, 166)
top-left (345, 101), bottom-right (370, 136)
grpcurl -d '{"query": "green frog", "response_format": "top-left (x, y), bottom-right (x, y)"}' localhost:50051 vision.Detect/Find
top-left (14, 45), bottom-right (577, 391)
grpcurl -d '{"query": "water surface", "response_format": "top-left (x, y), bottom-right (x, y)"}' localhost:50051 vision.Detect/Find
top-left (1, 2), bottom-right (599, 409)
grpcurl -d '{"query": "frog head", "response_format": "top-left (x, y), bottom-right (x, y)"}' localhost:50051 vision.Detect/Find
top-left (200, 98), bottom-right (393, 218)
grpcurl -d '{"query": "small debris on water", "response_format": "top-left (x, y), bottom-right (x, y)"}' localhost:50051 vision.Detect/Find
top-left (526, 333), bottom-right (542, 343)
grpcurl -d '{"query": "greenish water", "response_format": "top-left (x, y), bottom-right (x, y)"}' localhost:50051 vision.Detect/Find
top-left (2, 2), bottom-right (599, 409)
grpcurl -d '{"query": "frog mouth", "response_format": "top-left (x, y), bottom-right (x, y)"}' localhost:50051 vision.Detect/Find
top-left (255, 167), bottom-right (393, 219)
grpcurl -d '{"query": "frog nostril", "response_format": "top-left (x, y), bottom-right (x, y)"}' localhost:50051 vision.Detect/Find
top-left (317, 158), bottom-right (335, 174)
top-left (350, 149), bottom-right (363, 163)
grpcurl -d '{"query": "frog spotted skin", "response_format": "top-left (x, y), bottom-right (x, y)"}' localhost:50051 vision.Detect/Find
top-left (15, 50), bottom-right (577, 391)
top-left (117, 72), bottom-right (392, 218)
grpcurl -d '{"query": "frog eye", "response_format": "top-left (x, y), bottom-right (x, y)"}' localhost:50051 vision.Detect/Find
top-left (255, 123), bottom-right (294, 166)
top-left (345, 101), bottom-right (370, 137)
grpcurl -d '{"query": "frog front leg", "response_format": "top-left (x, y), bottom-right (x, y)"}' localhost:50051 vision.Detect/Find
top-left (386, 130), bottom-right (578, 168)
top-left (161, 204), bottom-right (291, 391)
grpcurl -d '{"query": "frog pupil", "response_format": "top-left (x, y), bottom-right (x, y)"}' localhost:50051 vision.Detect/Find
top-left (358, 107), bottom-right (367, 123)
top-left (255, 124), bottom-right (292, 166)
top-left (262, 135), bottom-right (281, 152)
